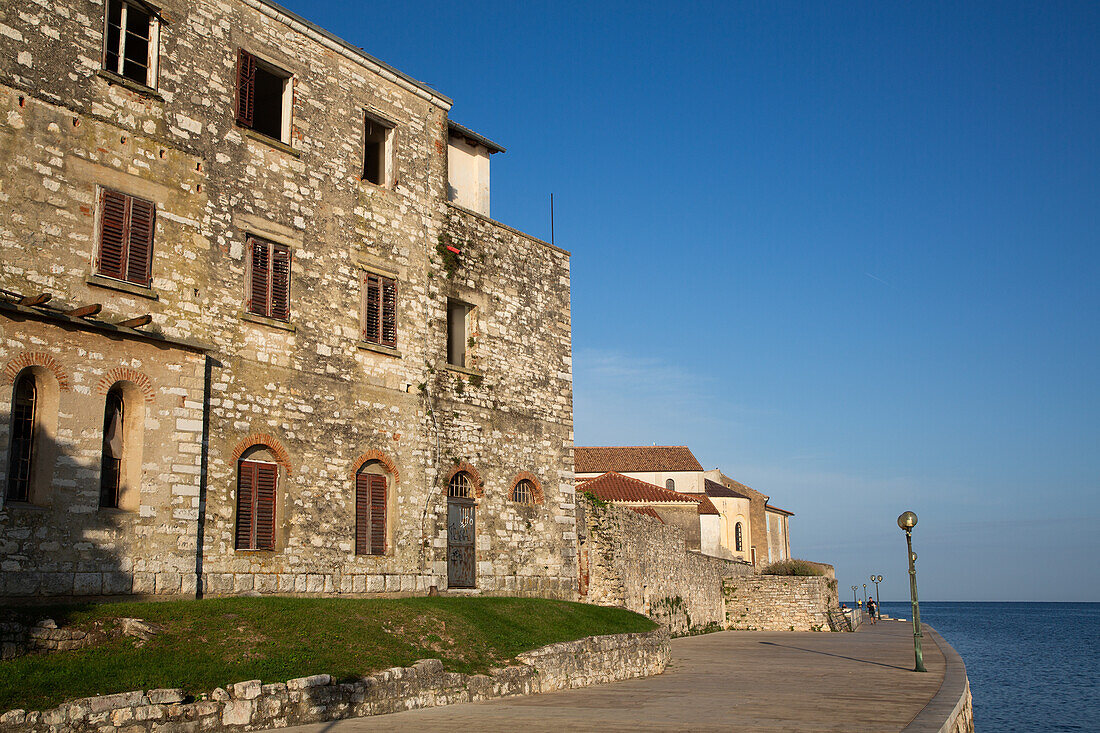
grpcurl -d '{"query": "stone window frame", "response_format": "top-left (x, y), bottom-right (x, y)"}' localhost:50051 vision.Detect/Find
top-left (93, 186), bottom-right (157, 289)
top-left (3, 366), bottom-right (61, 508)
top-left (235, 447), bottom-right (281, 553)
top-left (98, 380), bottom-right (145, 512)
top-left (348, 451), bottom-right (399, 558)
top-left (235, 48), bottom-right (295, 147)
top-left (101, 0), bottom-right (162, 91)
top-left (245, 234), bottom-right (293, 324)
top-left (362, 109), bottom-right (397, 188)
top-left (509, 471), bottom-right (544, 505)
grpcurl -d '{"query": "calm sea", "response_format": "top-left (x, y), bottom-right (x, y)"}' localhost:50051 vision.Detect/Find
top-left (877, 602), bottom-right (1100, 732)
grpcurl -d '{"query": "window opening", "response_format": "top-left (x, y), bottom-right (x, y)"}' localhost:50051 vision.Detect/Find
top-left (362, 273), bottom-right (397, 347)
top-left (247, 236), bottom-right (291, 320)
top-left (236, 50), bottom-right (291, 142)
top-left (513, 479), bottom-right (534, 505)
top-left (448, 471), bottom-right (472, 499)
top-left (6, 372), bottom-right (37, 502)
top-left (99, 388), bottom-right (124, 508)
top-left (97, 188), bottom-right (156, 286)
top-left (104, 0), bottom-right (158, 87)
top-left (236, 458), bottom-right (277, 550)
top-left (355, 468), bottom-right (387, 555)
top-left (735, 522), bottom-right (743, 552)
top-left (363, 114), bottom-right (393, 185)
top-left (665, 478), bottom-right (675, 491)
top-left (447, 300), bottom-right (471, 367)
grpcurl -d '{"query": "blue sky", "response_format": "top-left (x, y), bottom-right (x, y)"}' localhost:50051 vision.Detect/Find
top-left (281, 0), bottom-right (1100, 600)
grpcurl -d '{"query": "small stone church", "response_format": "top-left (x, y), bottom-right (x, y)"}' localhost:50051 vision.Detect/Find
top-left (0, 0), bottom-right (576, 599)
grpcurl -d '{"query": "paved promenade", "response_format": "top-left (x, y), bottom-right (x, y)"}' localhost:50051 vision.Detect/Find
top-left (286, 620), bottom-right (952, 732)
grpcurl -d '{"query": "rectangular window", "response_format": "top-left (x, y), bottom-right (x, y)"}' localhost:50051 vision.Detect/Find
top-left (447, 299), bottom-right (473, 367)
top-left (362, 273), bottom-right (398, 347)
top-left (247, 236), bottom-right (291, 321)
top-left (236, 49), bottom-right (292, 143)
top-left (355, 473), bottom-right (387, 555)
top-left (97, 188), bottom-right (156, 286)
top-left (103, 0), bottom-right (159, 87)
top-left (236, 460), bottom-right (277, 551)
top-left (363, 113), bottom-right (393, 186)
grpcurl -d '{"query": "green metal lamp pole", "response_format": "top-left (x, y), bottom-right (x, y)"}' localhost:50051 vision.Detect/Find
top-left (871, 574), bottom-right (883, 615)
top-left (898, 511), bottom-right (926, 672)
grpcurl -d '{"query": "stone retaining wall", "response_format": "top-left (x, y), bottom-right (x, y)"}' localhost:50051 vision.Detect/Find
top-left (0, 628), bottom-right (669, 732)
top-left (577, 495), bottom-right (753, 635)
top-left (723, 575), bottom-right (838, 631)
top-left (0, 621), bottom-right (93, 660)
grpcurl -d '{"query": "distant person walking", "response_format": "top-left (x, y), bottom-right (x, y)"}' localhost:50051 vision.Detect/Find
top-left (867, 597), bottom-right (878, 624)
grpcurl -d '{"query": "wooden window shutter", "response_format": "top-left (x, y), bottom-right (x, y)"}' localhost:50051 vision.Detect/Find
top-left (126, 196), bottom-right (155, 285)
top-left (236, 461), bottom-right (256, 550)
top-left (381, 278), bottom-right (397, 347)
top-left (369, 474), bottom-right (387, 555)
top-left (254, 462), bottom-right (277, 550)
top-left (270, 244), bottom-right (291, 321)
top-left (248, 237), bottom-right (270, 316)
top-left (236, 49), bottom-right (256, 128)
top-left (363, 273), bottom-right (381, 343)
top-left (98, 189), bottom-right (129, 280)
top-left (355, 472), bottom-right (371, 555)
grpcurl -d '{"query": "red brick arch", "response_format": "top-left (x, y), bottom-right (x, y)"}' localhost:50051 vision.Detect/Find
top-left (510, 471), bottom-right (545, 504)
top-left (444, 461), bottom-right (484, 498)
top-left (96, 367), bottom-right (155, 404)
top-left (349, 449), bottom-right (400, 483)
top-left (3, 352), bottom-right (71, 391)
top-left (232, 434), bottom-right (294, 475)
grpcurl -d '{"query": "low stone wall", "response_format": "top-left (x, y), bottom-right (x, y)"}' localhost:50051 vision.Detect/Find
top-left (723, 575), bottom-right (838, 631)
top-left (0, 620), bottom-right (94, 660)
top-left (0, 628), bottom-right (669, 732)
top-left (902, 625), bottom-right (974, 733)
top-left (577, 495), bottom-right (753, 635)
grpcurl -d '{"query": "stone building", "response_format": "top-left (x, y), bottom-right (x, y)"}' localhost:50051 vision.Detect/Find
top-left (0, 0), bottom-right (575, 599)
top-left (577, 472), bottom-right (725, 559)
top-left (576, 446), bottom-right (795, 568)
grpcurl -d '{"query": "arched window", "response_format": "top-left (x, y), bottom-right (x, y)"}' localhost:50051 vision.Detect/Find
top-left (665, 478), bottom-right (675, 491)
top-left (355, 463), bottom-right (388, 555)
top-left (512, 479), bottom-right (534, 505)
top-left (448, 471), bottom-right (473, 499)
top-left (735, 522), bottom-right (744, 552)
top-left (99, 387), bottom-right (124, 508)
top-left (236, 448), bottom-right (278, 550)
top-left (6, 371), bottom-right (37, 502)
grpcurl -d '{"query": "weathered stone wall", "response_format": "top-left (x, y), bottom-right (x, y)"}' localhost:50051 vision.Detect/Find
top-left (0, 0), bottom-right (575, 597)
top-left (577, 495), bottom-right (752, 635)
top-left (0, 629), bottom-right (669, 732)
top-left (723, 575), bottom-right (838, 631)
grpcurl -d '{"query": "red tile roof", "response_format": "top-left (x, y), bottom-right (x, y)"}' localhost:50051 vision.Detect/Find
top-left (575, 446), bottom-right (703, 473)
top-left (695, 495), bottom-right (720, 516)
top-left (628, 506), bottom-right (664, 522)
top-left (766, 504), bottom-right (795, 516)
top-left (704, 478), bottom-right (749, 499)
top-left (581, 472), bottom-right (719, 515)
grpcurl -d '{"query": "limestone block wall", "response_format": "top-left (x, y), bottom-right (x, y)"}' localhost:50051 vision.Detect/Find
top-left (0, 629), bottom-right (669, 732)
top-left (0, 320), bottom-right (206, 598)
top-left (577, 495), bottom-right (752, 634)
top-left (0, 0), bottom-right (575, 598)
top-left (723, 575), bottom-right (839, 631)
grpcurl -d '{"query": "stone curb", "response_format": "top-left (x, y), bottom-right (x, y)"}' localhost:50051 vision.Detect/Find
top-left (0, 627), bottom-right (670, 732)
top-left (901, 624), bottom-right (974, 733)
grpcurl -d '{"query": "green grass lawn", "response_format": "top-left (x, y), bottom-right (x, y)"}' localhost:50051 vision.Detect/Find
top-left (0, 596), bottom-right (656, 712)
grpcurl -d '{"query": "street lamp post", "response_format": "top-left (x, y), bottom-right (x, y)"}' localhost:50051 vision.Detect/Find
top-left (898, 511), bottom-right (926, 672)
top-left (871, 574), bottom-right (883, 616)
top-left (851, 585), bottom-right (858, 623)
top-left (863, 583), bottom-right (868, 606)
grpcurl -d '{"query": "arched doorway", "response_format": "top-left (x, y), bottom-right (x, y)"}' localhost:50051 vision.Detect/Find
top-left (447, 471), bottom-right (476, 588)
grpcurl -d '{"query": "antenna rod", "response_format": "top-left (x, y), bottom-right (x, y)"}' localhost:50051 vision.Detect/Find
top-left (550, 193), bottom-right (555, 245)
